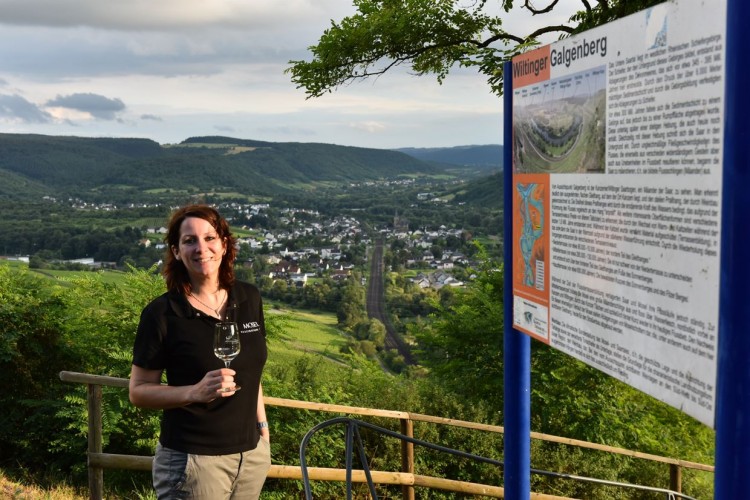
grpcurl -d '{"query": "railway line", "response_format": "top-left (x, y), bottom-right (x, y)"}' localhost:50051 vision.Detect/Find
top-left (366, 238), bottom-right (416, 365)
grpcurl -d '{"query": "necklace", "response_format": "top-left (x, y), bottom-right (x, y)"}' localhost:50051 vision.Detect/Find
top-left (189, 289), bottom-right (226, 318)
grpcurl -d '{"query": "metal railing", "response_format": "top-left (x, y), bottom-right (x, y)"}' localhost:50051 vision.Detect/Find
top-left (59, 371), bottom-right (714, 499)
top-left (300, 417), bottom-right (701, 500)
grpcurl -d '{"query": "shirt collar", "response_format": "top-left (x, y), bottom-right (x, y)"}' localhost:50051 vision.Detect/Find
top-left (167, 281), bottom-right (246, 319)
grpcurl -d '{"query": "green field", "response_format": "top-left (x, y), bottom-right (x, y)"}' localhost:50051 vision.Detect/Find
top-left (266, 304), bottom-right (349, 366)
top-left (0, 262), bottom-right (131, 288)
top-left (29, 268), bottom-right (130, 286)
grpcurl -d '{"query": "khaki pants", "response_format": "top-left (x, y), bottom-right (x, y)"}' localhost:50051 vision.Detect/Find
top-left (152, 439), bottom-right (271, 499)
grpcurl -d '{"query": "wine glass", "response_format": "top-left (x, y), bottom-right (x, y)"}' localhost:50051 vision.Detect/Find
top-left (214, 321), bottom-right (241, 392)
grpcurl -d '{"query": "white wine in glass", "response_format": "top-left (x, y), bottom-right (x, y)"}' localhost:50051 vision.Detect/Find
top-left (214, 321), bottom-right (241, 392)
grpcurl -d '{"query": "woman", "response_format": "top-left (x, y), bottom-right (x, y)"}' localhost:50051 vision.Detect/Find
top-left (130, 204), bottom-right (271, 499)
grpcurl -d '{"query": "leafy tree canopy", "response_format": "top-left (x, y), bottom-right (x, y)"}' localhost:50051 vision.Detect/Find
top-left (288, 0), bottom-right (665, 97)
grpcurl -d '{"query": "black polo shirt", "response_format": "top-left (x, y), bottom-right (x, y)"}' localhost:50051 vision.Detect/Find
top-left (132, 280), bottom-right (267, 455)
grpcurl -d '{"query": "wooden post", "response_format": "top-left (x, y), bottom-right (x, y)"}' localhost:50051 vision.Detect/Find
top-left (87, 383), bottom-right (104, 500)
top-left (669, 463), bottom-right (682, 494)
top-left (400, 418), bottom-right (415, 500)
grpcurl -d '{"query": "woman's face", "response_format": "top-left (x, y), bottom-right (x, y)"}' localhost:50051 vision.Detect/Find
top-left (173, 216), bottom-right (226, 282)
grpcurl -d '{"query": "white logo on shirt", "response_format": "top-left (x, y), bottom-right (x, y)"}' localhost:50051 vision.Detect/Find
top-left (241, 321), bottom-right (261, 334)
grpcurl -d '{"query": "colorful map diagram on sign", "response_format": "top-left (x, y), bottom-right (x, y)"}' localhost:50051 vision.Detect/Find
top-left (512, 173), bottom-right (550, 341)
top-left (517, 183), bottom-right (544, 288)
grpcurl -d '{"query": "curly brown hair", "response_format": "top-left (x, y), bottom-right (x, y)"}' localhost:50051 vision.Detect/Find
top-left (162, 204), bottom-right (237, 294)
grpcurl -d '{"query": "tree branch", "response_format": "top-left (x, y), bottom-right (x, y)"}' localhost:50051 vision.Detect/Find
top-left (478, 32), bottom-right (526, 46)
top-left (478, 23), bottom-right (575, 47)
top-left (526, 24), bottom-right (575, 39)
top-left (524, 0), bottom-right (561, 15)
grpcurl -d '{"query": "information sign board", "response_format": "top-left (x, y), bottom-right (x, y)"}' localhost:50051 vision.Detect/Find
top-left (510, 0), bottom-right (726, 427)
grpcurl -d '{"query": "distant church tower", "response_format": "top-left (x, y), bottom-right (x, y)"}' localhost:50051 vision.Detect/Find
top-left (393, 211), bottom-right (409, 233)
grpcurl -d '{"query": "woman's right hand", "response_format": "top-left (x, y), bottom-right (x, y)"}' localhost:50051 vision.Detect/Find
top-left (129, 365), bottom-right (238, 409)
top-left (192, 368), bottom-right (238, 402)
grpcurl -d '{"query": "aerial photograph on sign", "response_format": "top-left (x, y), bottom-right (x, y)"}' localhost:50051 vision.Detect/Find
top-left (513, 66), bottom-right (607, 174)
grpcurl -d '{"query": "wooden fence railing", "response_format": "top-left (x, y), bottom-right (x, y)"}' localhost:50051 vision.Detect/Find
top-left (59, 371), bottom-right (714, 500)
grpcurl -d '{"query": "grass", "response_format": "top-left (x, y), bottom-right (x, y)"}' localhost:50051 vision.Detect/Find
top-left (2, 261), bottom-right (136, 288)
top-left (28, 268), bottom-right (129, 286)
top-left (266, 303), bottom-right (349, 366)
top-left (0, 471), bottom-right (86, 500)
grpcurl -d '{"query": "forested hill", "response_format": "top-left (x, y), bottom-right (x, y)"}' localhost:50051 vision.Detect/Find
top-left (396, 144), bottom-right (503, 172)
top-left (0, 133), bottom-right (445, 201)
top-left (450, 171), bottom-right (503, 207)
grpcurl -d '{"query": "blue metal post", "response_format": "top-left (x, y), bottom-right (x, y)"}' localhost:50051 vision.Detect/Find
top-left (715, 0), bottom-right (750, 497)
top-left (503, 60), bottom-right (531, 500)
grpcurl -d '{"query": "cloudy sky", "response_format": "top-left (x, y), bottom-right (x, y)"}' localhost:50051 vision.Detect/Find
top-left (0, 0), bottom-right (578, 149)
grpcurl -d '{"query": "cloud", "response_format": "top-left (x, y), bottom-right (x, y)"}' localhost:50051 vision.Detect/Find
top-left (45, 92), bottom-right (125, 120)
top-left (0, 0), bottom-right (355, 33)
top-left (0, 93), bottom-right (51, 123)
top-left (214, 125), bottom-right (236, 133)
top-left (140, 114), bottom-right (162, 121)
top-left (349, 121), bottom-right (387, 133)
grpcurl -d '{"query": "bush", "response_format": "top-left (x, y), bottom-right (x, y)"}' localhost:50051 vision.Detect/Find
top-left (0, 266), bottom-right (77, 469)
top-left (0, 265), bottom-right (164, 488)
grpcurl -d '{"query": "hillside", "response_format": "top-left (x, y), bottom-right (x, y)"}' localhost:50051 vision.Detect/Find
top-left (449, 171), bottom-right (503, 208)
top-left (0, 133), bottom-right (445, 202)
top-left (396, 144), bottom-right (503, 172)
top-left (0, 168), bottom-right (49, 201)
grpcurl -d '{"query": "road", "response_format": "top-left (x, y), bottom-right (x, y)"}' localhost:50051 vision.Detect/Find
top-left (366, 238), bottom-right (416, 365)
